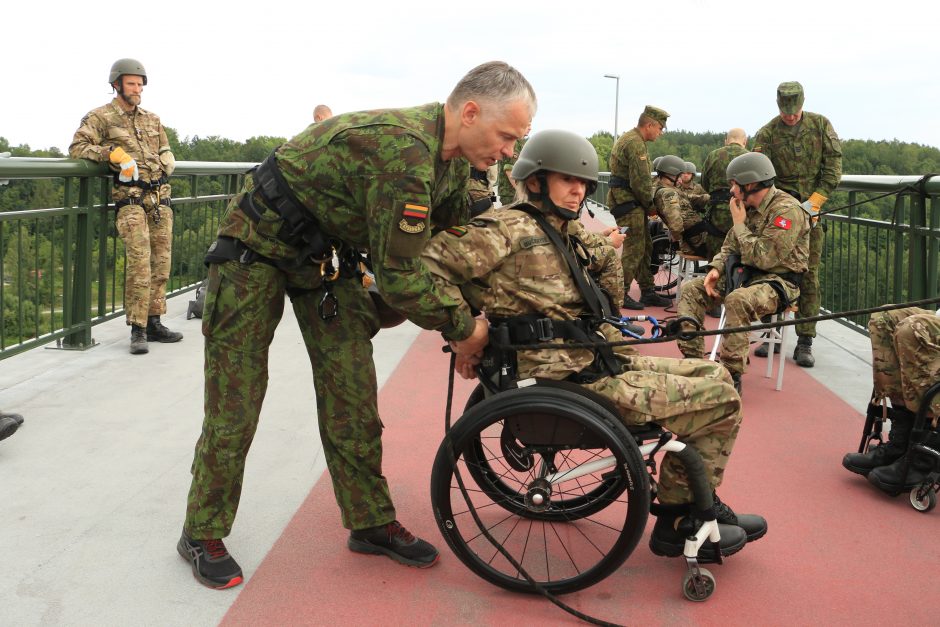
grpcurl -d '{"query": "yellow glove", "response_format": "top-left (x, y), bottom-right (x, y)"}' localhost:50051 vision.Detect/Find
top-left (108, 147), bottom-right (139, 183)
top-left (808, 192), bottom-right (827, 226)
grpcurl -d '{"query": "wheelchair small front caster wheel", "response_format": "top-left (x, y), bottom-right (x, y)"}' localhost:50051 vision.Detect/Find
top-left (682, 567), bottom-right (715, 602)
top-left (910, 486), bottom-right (937, 513)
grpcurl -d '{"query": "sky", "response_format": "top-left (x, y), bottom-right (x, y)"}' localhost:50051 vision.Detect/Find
top-left (3, 0), bottom-right (940, 158)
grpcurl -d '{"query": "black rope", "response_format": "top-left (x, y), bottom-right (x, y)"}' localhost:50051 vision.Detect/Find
top-left (442, 353), bottom-right (624, 627)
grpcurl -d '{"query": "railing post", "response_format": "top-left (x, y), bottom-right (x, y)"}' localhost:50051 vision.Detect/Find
top-left (62, 177), bottom-right (95, 349)
top-left (908, 189), bottom-right (927, 301)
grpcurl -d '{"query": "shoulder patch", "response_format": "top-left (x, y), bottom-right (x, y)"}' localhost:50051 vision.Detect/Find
top-left (520, 236), bottom-right (550, 249)
top-left (446, 225), bottom-right (468, 237)
top-left (398, 202), bottom-right (429, 234)
top-left (753, 145), bottom-right (763, 152)
top-left (773, 215), bottom-right (792, 230)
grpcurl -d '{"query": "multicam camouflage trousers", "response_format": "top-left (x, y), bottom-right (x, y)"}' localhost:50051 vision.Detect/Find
top-left (677, 277), bottom-right (795, 375)
top-left (115, 201), bottom-right (172, 327)
top-left (616, 209), bottom-right (654, 294)
top-left (795, 225), bottom-right (824, 337)
top-left (869, 307), bottom-right (940, 416)
top-left (184, 258), bottom-right (395, 539)
top-left (584, 355), bottom-right (741, 504)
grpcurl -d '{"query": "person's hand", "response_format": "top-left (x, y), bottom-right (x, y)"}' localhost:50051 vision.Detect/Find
top-left (602, 226), bottom-right (625, 248)
top-left (450, 318), bottom-right (489, 356)
top-left (109, 147), bottom-right (139, 182)
top-left (454, 353), bottom-right (480, 380)
top-left (729, 197), bottom-right (746, 225)
top-left (704, 268), bottom-right (721, 299)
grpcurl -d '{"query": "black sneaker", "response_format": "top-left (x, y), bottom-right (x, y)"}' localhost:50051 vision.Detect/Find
top-left (177, 532), bottom-right (244, 589)
top-left (147, 315), bottom-right (183, 343)
top-left (348, 521), bottom-right (439, 568)
top-left (622, 295), bottom-right (645, 310)
top-left (753, 341), bottom-right (781, 358)
top-left (649, 514), bottom-right (747, 563)
top-left (713, 494), bottom-right (768, 542)
top-left (0, 414), bottom-right (21, 442)
top-left (640, 290), bottom-right (673, 307)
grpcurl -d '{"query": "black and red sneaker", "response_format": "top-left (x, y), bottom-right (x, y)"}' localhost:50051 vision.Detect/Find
top-left (348, 521), bottom-right (439, 568)
top-left (177, 532), bottom-right (244, 589)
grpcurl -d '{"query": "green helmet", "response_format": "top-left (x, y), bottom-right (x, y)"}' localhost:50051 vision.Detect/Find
top-left (683, 161), bottom-right (696, 174)
top-left (652, 156), bottom-right (664, 171)
top-left (776, 81), bottom-right (804, 115)
top-left (109, 58), bottom-right (147, 85)
top-left (655, 155), bottom-right (686, 177)
top-left (511, 129), bottom-right (598, 184)
top-left (726, 152), bottom-right (776, 185)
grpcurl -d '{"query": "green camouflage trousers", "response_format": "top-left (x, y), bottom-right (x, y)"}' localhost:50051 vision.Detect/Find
top-left (584, 355), bottom-right (741, 504)
top-left (184, 259), bottom-right (394, 539)
top-left (795, 225), bottom-right (824, 337)
top-left (616, 210), bottom-right (654, 293)
top-left (115, 202), bottom-right (172, 326)
top-left (704, 202), bottom-right (731, 262)
top-left (677, 277), bottom-right (790, 375)
top-left (869, 307), bottom-right (940, 415)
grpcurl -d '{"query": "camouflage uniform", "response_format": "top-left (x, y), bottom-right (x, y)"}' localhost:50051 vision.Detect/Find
top-left (679, 179), bottom-right (710, 211)
top-left (69, 99), bottom-right (174, 327)
top-left (184, 103), bottom-right (473, 538)
top-left (652, 181), bottom-right (707, 257)
top-left (677, 188), bottom-right (810, 375)
top-left (421, 205), bottom-right (742, 505)
top-left (497, 139), bottom-right (524, 206)
top-left (869, 308), bottom-right (940, 416)
top-left (700, 143), bottom-right (748, 258)
top-left (753, 112), bottom-right (842, 338)
top-left (607, 128), bottom-right (655, 294)
top-left (467, 165), bottom-right (494, 215)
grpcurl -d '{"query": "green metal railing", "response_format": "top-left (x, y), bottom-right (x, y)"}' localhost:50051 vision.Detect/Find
top-left (0, 158), bottom-right (255, 359)
top-left (591, 173), bottom-right (940, 332)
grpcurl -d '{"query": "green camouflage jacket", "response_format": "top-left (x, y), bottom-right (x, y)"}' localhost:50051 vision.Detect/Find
top-left (701, 143), bottom-right (747, 193)
top-left (607, 128), bottom-right (653, 210)
top-left (753, 111), bottom-right (842, 201)
top-left (216, 102), bottom-right (473, 340)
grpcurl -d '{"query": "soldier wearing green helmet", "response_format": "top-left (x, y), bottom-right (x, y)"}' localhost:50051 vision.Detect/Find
top-left (650, 155), bottom-right (710, 257)
top-left (753, 81), bottom-right (842, 367)
top-left (679, 160), bottom-right (710, 212)
top-left (676, 151), bottom-right (810, 394)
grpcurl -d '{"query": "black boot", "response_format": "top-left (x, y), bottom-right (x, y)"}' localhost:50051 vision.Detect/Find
top-left (0, 413), bottom-right (22, 442)
top-left (842, 406), bottom-right (914, 476)
top-left (868, 429), bottom-right (940, 493)
top-left (793, 336), bottom-right (815, 367)
top-left (130, 325), bottom-right (149, 355)
top-left (640, 289), bottom-right (672, 307)
top-left (622, 295), bottom-right (645, 310)
top-left (348, 520), bottom-right (439, 568)
top-left (712, 493), bottom-right (768, 542)
top-left (649, 504), bottom-right (747, 562)
top-left (147, 315), bottom-right (183, 343)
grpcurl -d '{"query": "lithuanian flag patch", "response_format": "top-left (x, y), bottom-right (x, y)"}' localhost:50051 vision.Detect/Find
top-left (446, 225), bottom-right (468, 237)
top-left (402, 203), bottom-right (429, 219)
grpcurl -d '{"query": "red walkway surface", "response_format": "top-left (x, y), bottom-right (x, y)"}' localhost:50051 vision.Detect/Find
top-left (220, 324), bottom-right (939, 626)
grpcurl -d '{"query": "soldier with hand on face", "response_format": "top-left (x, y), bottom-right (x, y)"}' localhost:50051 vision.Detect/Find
top-left (177, 61), bottom-right (535, 590)
top-left (753, 82), bottom-right (842, 367)
top-left (421, 129), bottom-right (766, 563)
top-left (608, 106), bottom-right (673, 310)
top-left (676, 152), bottom-right (810, 394)
top-left (69, 59), bottom-right (182, 355)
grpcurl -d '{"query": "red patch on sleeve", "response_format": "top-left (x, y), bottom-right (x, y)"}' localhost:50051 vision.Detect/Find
top-left (773, 216), bottom-right (791, 230)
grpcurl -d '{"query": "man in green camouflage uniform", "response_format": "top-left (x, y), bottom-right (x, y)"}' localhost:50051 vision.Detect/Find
top-left (422, 129), bottom-right (764, 560)
top-left (700, 129), bottom-right (748, 258)
top-left (467, 164), bottom-right (495, 215)
top-left (753, 82), bottom-right (842, 367)
top-left (608, 106), bottom-right (672, 310)
top-left (651, 155), bottom-right (709, 258)
top-left (177, 61), bottom-right (535, 589)
top-left (842, 308), bottom-right (940, 492)
top-left (69, 59), bottom-right (182, 355)
top-left (677, 152), bottom-right (810, 393)
top-left (497, 138), bottom-right (524, 205)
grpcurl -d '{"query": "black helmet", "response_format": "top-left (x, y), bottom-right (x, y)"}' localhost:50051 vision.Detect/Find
top-left (726, 152), bottom-right (776, 185)
top-left (109, 58), bottom-right (147, 85)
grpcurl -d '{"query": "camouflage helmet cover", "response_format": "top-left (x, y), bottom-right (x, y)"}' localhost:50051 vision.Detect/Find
top-left (776, 81), bottom-right (804, 115)
top-left (511, 129), bottom-right (599, 183)
top-left (726, 151), bottom-right (776, 185)
top-left (655, 155), bottom-right (686, 177)
top-left (110, 58), bottom-right (147, 85)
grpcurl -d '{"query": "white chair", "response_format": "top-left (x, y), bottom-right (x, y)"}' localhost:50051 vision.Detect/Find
top-left (708, 306), bottom-right (797, 391)
top-left (676, 254), bottom-right (708, 300)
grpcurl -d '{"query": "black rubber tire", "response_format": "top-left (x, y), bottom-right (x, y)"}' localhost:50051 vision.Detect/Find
top-left (431, 385), bottom-right (649, 595)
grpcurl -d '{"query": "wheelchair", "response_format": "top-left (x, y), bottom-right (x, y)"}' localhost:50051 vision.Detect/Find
top-left (648, 219), bottom-right (681, 296)
top-left (858, 382), bottom-right (940, 513)
top-left (430, 323), bottom-right (727, 602)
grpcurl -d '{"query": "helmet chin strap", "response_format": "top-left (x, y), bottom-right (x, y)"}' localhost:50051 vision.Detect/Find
top-left (532, 173), bottom-right (581, 221)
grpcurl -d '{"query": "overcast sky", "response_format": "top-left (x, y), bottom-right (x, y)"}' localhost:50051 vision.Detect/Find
top-left (4, 0), bottom-right (939, 162)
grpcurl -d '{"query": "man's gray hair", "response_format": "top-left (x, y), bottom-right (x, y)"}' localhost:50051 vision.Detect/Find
top-left (447, 61), bottom-right (537, 117)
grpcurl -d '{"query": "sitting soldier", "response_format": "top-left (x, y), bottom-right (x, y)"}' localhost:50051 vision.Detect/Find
top-left (842, 307), bottom-right (940, 492)
top-left (679, 160), bottom-right (710, 212)
top-left (650, 155), bottom-right (710, 258)
top-left (676, 152), bottom-right (810, 393)
top-left (421, 129), bottom-right (767, 561)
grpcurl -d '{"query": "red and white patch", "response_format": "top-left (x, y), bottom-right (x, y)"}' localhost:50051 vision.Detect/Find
top-left (773, 215), bottom-right (792, 230)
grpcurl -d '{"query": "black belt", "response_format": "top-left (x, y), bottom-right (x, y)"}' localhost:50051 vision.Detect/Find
top-left (706, 188), bottom-right (731, 204)
top-left (683, 219), bottom-right (726, 240)
top-left (489, 315), bottom-right (595, 344)
top-left (114, 197), bottom-right (169, 210)
top-left (611, 201), bottom-right (639, 219)
top-left (608, 175), bottom-right (630, 189)
top-left (113, 175), bottom-right (167, 190)
top-left (204, 235), bottom-right (278, 269)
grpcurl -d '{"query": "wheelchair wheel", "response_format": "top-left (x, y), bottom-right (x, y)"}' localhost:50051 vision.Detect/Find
top-left (461, 384), bottom-right (629, 522)
top-left (431, 386), bottom-right (649, 594)
top-left (649, 221), bottom-right (679, 294)
top-left (910, 485), bottom-right (937, 512)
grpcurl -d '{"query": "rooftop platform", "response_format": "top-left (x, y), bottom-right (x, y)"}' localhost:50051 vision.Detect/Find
top-left (1, 211), bottom-right (936, 626)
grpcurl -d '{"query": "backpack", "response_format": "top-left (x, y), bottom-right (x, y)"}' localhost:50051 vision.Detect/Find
top-left (187, 279), bottom-right (209, 319)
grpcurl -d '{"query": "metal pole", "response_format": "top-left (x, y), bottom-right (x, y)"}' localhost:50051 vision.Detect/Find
top-left (604, 74), bottom-right (620, 136)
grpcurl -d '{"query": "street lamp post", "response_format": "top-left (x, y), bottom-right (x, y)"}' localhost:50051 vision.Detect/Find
top-left (603, 74), bottom-right (620, 137)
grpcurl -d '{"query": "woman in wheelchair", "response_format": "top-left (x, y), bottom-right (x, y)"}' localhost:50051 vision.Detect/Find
top-left (422, 129), bottom-right (767, 562)
top-left (843, 308), bottom-right (940, 500)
